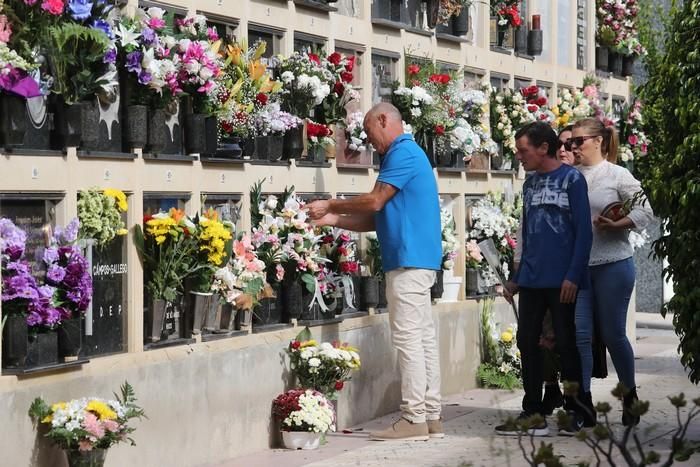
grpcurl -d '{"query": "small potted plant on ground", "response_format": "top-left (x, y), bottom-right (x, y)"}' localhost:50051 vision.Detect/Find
top-left (29, 382), bottom-right (146, 467)
top-left (272, 388), bottom-right (336, 450)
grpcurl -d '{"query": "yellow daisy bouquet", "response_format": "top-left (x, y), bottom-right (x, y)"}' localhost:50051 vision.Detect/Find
top-left (28, 382), bottom-right (146, 455)
top-left (188, 209), bottom-right (234, 293)
top-left (77, 187), bottom-right (129, 247)
top-left (135, 208), bottom-right (207, 302)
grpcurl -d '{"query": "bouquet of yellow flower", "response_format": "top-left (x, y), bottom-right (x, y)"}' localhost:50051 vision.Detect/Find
top-left (134, 208), bottom-right (206, 302)
top-left (28, 382), bottom-right (145, 461)
top-left (189, 209), bottom-right (234, 293)
top-left (77, 188), bottom-right (128, 247)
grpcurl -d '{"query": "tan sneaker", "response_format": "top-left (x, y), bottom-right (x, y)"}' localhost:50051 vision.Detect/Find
top-left (427, 419), bottom-right (445, 438)
top-left (370, 418), bottom-right (429, 441)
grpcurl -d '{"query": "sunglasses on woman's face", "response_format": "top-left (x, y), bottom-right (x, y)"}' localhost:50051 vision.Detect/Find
top-left (567, 135), bottom-right (599, 149)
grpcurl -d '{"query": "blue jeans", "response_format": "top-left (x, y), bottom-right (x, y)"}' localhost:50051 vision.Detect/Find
top-left (575, 257), bottom-right (636, 392)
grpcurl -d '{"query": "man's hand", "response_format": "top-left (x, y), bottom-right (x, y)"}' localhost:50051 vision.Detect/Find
top-left (310, 212), bottom-right (339, 228)
top-left (560, 280), bottom-right (578, 304)
top-left (503, 281), bottom-right (519, 304)
top-left (306, 200), bottom-right (331, 220)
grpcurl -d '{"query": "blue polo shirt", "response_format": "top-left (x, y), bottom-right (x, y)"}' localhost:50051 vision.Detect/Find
top-left (375, 134), bottom-right (442, 272)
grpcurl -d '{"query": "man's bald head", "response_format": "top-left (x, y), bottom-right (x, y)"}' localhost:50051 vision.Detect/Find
top-left (363, 102), bottom-right (405, 154)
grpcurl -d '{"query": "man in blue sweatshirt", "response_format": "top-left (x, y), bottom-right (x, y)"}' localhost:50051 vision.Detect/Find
top-left (496, 122), bottom-right (593, 437)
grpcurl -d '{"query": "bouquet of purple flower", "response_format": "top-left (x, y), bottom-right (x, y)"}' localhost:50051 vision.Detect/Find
top-left (41, 219), bottom-right (93, 322)
top-left (0, 218), bottom-right (63, 329)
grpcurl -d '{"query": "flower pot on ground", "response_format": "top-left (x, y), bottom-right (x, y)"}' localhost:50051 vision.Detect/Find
top-left (622, 55), bottom-right (636, 77)
top-left (65, 448), bottom-right (107, 467)
top-left (609, 52), bottom-right (623, 75)
top-left (282, 431), bottom-right (322, 450)
top-left (595, 46), bottom-right (609, 71)
top-left (527, 29), bottom-right (543, 56)
top-left (0, 95), bottom-right (27, 148)
top-left (184, 113), bottom-right (207, 154)
top-left (57, 317), bottom-right (82, 362)
top-left (1, 314), bottom-right (28, 368)
top-left (514, 27), bottom-right (528, 54)
top-left (283, 125), bottom-right (304, 159)
top-left (431, 270), bottom-right (444, 300)
top-left (147, 108), bottom-right (168, 154)
top-left (126, 105), bottom-right (148, 149)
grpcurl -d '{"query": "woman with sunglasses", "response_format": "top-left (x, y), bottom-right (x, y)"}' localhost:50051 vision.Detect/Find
top-left (558, 125), bottom-right (577, 165)
top-left (570, 118), bottom-right (654, 426)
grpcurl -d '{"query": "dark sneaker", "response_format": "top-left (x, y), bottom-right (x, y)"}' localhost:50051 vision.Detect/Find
top-left (580, 392), bottom-right (597, 428)
top-left (542, 384), bottom-right (564, 416)
top-left (495, 412), bottom-right (549, 437)
top-left (557, 410), bottom-right (584, 436)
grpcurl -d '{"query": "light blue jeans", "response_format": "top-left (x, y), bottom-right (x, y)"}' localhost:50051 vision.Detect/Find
top-left (575, 257), bottom-right (636, 393)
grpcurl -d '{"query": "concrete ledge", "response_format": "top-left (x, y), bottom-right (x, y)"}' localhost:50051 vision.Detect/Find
top-left (636, 312), bottom-right (674, 331)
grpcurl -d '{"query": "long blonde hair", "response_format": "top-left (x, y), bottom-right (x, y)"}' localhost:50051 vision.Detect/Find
top-left (573, 118), bottom-right (619, 163)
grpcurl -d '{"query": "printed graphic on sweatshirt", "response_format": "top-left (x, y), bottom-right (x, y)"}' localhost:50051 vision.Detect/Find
top-left (523, 170), bottom-right (581, 235)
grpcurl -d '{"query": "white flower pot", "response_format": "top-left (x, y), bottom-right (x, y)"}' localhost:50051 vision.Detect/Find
top-left (282, 430), bottom-right (322, 450)
top-left (440, 276), bottom-right (463, 302)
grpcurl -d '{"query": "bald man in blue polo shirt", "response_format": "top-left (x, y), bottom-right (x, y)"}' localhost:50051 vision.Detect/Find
top-left (306, 102), bottom-right (443, 441)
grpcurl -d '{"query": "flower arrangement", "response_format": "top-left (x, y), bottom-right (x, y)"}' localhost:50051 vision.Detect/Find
top-left (618, 99), bottom-right (648, 165)
top-left (28, 381), bottom-right (146, 454)
top-left (440, 208), bottom-right (459, 270)
top-left (465, 239), bottom-right (483, 269)
top-left (77, 188), bottom-right (128, 247)
top-left (172, 13), bottom-right (223, 113)
top-left (0, 4), bottom-right (41, 98)
top-left (581, 75), bottom-right (615, 127)
top-left (306, 119), bottom-right (334, 153)
top-left (188, 209), bottom-right (233, 293)
top-left (215, 40), bottom-right (282, 139)
top-left (0, 218), bottom-right (46, 325)
top-left (491, 0), bottom-right (522, 28)
top-left (596, 0), bottom-right (645, 56)
top-left (364, 232), bottom-right (383, 278)
top-left (272, 388), bottom-right (335, 433)
top-left (468, 192), bottom-right (521, 282)
top-left (344, 111), bottom-right (367, 152)
top-left (551, 87), bottom-right (595, 130)
top-left (317, 51), bottom-right (358, 126)
top-left (278, 50), bottom-right (332, 119)
top-left (489, 87), bottom-right (532, 162)
top-left (438, 0), bottom-right (472, 25)
top-left (287, 328), bottom-right (361, 399)
top-left (135, 208), bottom-right (202, 302)
top-left (318, 229), bottom-right (360, 305)
top-left (42, 0), bottom-right (119, 104)
top-left (249, 181), bottom-right (290, 286)
top-left (394, 63), bottom-right (496, 159)
top-left (520, 85), bottom-right (555, 124)
top-left (211, 233), bottom-right (268, 311)
top-left (477, 300), bottom-right (521, 389)
top-left (41, 219), bottom-right (93, 323)
top-left (114, 7), bottom-right (180, 108)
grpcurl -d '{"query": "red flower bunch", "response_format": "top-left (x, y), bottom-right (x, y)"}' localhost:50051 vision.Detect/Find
top-left (306, 121), bottom-right (332, 138)
top-left (340, 71), bottom-right (353, 83)
top-left (328, 52), bottom-right (342, 66)
top-left (434, 124), bottom-right (446, 136)
top-left (308, 53), bottom-right (321, 65)
top-left (407, 64), bottom-right (421, 76)
top-left (255, 92), bottom-right (268, 105)
top-left (494, 1), bottom-right (522, 28)
top-left (345, 56), bottom-right (355, 72)
top-left (429, 74), bottom-right (450, 85)
top-left (272, 389), bottom-right (305, 420)
top-left (522, 85), bottom-right (548, 107)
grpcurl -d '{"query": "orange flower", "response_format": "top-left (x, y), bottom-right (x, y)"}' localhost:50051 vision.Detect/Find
top-left (169, 208), bottom-right (185, 223)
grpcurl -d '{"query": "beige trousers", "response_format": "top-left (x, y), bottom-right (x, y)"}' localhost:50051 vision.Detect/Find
top-left (386, 268), bottom-right (442, 423)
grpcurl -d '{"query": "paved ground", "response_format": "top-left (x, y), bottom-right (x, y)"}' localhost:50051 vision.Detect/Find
top-left (221, 312), bottom-right (699, 467)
